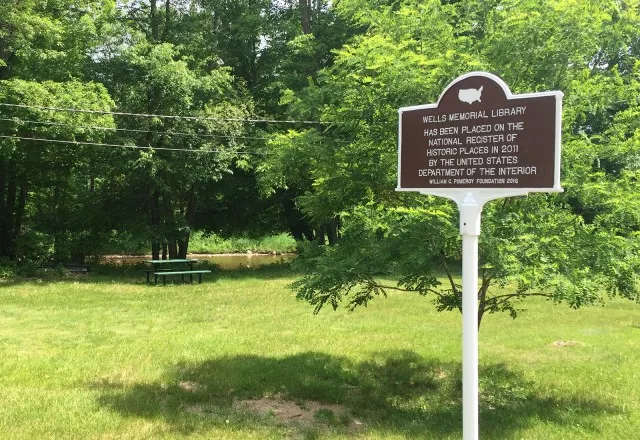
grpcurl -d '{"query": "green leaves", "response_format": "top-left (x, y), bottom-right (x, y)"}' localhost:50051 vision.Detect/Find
top-left (292, 203), bottom-right (458, 313)
top-left (285, 0), bottom-right (640, 324)
top-left (0, 0), bottom-right (115, 81)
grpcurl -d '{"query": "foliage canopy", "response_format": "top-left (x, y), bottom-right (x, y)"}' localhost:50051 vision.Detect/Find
top-left (271, 0), bottom-right (640, 324)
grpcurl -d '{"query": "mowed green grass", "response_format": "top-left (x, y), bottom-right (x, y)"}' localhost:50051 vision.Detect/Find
top-left (0, 267), bottom-right (638, 439)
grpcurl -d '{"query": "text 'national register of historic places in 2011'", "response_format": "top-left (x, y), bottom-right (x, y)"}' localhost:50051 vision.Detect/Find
top-left (397, 73), bottom-right (563, 192)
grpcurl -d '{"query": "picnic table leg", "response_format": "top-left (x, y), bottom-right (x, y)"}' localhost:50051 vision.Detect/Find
top-left (181, 273), bottom-right (185, 283)
top-left (190, 272), bottom-right (193, 283)
top-left (198, 273), bottom-right (202, 284)
top-left (163, 275), bottom-right (166, 286)
top-left (146, 271), bottom-right (150, 283)
top-left (154, 273), bottom-right (158, 285)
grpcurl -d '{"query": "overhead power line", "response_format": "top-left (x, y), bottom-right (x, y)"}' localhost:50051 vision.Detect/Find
top-left (0, 117), bottom-right (272, 141)
top-left (0, 102), bottom-right (334, 125)
top-left (0, 135), bottom-right (268, 155)
top-left (0, 116), bottom-right (352, 144)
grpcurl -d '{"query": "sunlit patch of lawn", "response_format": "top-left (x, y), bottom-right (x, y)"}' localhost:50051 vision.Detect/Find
top-left (0, 266), bottom-right (638, 439)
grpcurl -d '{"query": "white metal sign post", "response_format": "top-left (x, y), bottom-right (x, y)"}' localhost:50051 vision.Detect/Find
top-left (396, 72), bottom-right (563, 440)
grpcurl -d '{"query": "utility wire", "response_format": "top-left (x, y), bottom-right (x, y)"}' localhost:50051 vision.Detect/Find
top-left (0, 102), bottom-right (335, 125)
top-left (0, 135), bottom-right (268, 155)
top-left (0, 117), bottom-right (272, 141)
top-left (0, 116), bottom-right (352, 144)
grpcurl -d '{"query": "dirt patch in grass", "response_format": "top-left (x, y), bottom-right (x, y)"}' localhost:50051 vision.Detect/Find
top-left (550, 340), bottom-right (582, 348)
top-left (185, 404), bottom-right (209, 416)
top-left (233, 396), bottom-right (364, 431)
top-left (178, 380), bottom-right (205, 393)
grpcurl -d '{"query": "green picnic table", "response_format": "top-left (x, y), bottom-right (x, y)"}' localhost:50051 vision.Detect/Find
top-left (143, 259), bottom-right (211, 285)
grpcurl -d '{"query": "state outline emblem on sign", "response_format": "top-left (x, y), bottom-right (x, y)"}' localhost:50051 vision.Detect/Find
top-left (458, 86), bottom-right (484, 105)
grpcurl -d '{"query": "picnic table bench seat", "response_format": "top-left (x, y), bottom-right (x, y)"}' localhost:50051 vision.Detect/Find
top-left (40, 262), bottom-right (91, 273)
top-left (140, 267), bottom-right (172, 283)
top-left (153, 269), bottom-right (211, 285)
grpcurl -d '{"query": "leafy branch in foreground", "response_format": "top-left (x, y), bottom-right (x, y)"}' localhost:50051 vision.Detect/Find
top-left (292, 201), bottom-right (640, 328)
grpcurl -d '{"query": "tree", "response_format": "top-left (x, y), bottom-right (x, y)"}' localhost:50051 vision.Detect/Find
top-left (0, 0), bottom-right (116, 81)
top-left (0, 80), bottom-right (115, 261)
top-left (97, 39), bottom-right (253, 259)
top-left (278, 0), bottom-right (640, 325)
top-left (0, 0), bottom-right (118, 262)
top-left (152, 0), bottom-right (365, 241)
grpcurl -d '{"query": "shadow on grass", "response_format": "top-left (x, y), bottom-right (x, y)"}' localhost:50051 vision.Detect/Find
top-left (0, 261), bottom-right (299, 288)
top-left (93, 350), bottom-right (618, 438)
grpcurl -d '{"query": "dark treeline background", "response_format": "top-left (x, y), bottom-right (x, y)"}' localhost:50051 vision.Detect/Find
top-left (1, 1), bottom-right (639, 319)
top-left (0, 0), bottom-right (358, 261)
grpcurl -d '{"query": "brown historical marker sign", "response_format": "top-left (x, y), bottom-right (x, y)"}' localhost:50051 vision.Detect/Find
top-left (397, 72), bottom-right (563, 192)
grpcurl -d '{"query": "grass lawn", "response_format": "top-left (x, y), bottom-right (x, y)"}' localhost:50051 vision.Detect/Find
top-left (0, 265), bottom-right (638, 439)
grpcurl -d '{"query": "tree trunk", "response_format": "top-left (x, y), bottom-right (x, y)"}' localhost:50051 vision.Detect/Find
top-left (283, 194), bottom-right (314, 241)
top-left (6, 175), bottom-right (16, 222)
top-left (477, 272), bottom-right (491, 329)
top-left (0, 206), bottom-right (10, 259)
top-left (52, 182), bottom-right (64, 261)
top-left (162, 0), bottom-right (171, 42)
top-left (177, 184), bottom-right (197, 259)
top-left (163, 196), bottom-right (178, 259)
top-left (0, 48), bottom-right (15, 80)
top-left (0, 159), bottom-right (5, 206)
top-left (150, 0), bottom-right (159, 42)
top-left (152, 241), bottom-right (161, 261)
top-left (177, 234), bottom-right (189, 259)
top-left (0, 161), bottom-right (9, 257)
top-left (151, 190), bottom-right (161, 260)
top-left (326, 216), bottom-right (340, 246)
top-left (13, 183), bottom-right (27, 239)
top-left (299, 0), bottom-right (312, 35)
top-left (0, 217), bottom-right (10, 257)
top-left (168, 239), bottom-right (178, 259)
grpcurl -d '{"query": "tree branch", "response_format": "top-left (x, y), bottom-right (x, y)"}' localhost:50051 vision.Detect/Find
top-left (374, 283), bottom-right (443, 298)
top-left (483, 292), bottom-right (554, 313)
top-left (478, 268), bottom-right (492, 327)
top-left (441, 253), bottom-right (459, 294)
top-left (487, 292), bottom-right (552, 302)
